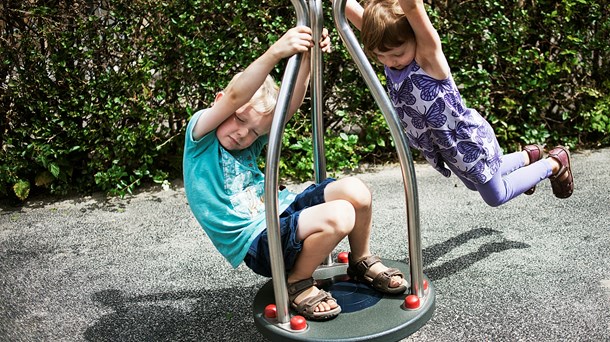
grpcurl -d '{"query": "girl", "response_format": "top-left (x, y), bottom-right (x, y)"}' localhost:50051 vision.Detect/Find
top-left (343, 0), bottom-right (574, 206)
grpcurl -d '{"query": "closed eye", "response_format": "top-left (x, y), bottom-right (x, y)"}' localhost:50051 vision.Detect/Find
top-left (235, 114), bottom-right (260, 136)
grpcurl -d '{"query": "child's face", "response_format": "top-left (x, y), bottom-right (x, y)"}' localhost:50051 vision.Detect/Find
top-left (373, 40), bottom-right (415, 70)
top-left (216, 103), bottom-right (272, 151)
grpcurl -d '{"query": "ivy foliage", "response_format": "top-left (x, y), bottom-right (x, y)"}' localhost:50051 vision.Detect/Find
top-left (1, 0), bottom-right (608, 201)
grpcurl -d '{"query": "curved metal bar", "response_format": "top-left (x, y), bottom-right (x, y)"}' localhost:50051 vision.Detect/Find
top-left (264, 0), bottom-right (310, 325)
top-left (309, 0), bottom-right (333, 266)
top-left (309, 0), bottom-right (326, 185)
top-left (332, 0), bottom-right (425, 298)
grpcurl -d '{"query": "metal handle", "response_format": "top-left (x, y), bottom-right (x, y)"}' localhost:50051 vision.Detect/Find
top-left (264, 0), bottom-right (310, 325)
top-left (332, 0), bottom-right (425, 298)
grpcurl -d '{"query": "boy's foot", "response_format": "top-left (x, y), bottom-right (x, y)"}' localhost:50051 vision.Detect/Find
top-left (287, 277), bottom-right (341, 321)
top-left (523, 144), bottom-right (545, 195)
top-left (548, 146), bottom-right (574, 198)
top-left (347, 253), bottom-right (408, 294)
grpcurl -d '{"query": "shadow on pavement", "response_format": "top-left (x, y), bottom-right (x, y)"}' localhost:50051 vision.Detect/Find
top-left (84, 228), bottom-right (529, 341)
top-left (422, 228), bottom-right (530, 281)
top-left (85, 285), bottom-right (266, 342)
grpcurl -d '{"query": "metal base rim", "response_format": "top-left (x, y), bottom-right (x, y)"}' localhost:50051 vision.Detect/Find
top-left (252, 260), bottom-right (435, 342)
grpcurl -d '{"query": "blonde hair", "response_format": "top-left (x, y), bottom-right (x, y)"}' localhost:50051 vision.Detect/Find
top-left (361, 0), bottom-right (414, 58)
top-left (224, 72), bottom-right (279, 115)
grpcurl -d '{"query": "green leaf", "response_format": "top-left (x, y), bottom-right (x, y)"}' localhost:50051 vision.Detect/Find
top-left (49, 163), bottom-right (61, 178)
top-left (13, 180), bottom-right (31, 201)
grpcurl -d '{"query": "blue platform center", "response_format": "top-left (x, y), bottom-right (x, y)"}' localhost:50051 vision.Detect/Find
top-left (326, 281), bottom-right (383, 313)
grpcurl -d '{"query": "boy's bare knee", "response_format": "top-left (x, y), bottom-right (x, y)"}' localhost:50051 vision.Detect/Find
top-left (339, 177), bottom-right (372, 209)
top-left (326, 200), bottom-right (356, 236)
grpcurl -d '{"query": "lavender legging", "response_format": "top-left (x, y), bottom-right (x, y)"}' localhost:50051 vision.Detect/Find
top-left (452, 152), bottom-right (553, 207)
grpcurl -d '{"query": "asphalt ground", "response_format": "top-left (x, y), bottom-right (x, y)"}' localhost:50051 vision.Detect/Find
top-left (1, 147), bottom-right (609, 341)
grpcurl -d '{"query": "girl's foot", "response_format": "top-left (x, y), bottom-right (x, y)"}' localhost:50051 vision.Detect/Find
top-left (287, 277), bottom-right (341, 320)
top-left (547, 146), bottom-right (574, 199)
top-left (522, 144), bottom-right (545, 195)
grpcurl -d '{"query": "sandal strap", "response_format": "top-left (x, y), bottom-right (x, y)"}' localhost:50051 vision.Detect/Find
top-left (523, 144), bottom-right (544, 163)
top-left (350, 254), bottom-right (382, 276)
top-left (372, 268), bottom-right (404, 287)
top-left (294, 290), bottom-right (335, 315)
top-left (287, 277), bottom-right (315, 300)
top-left (548, 147), bottom-right (569, 180)
top-left (376, 267), bottom-right (404, 280)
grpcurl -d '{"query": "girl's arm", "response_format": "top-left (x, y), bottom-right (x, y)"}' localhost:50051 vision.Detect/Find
top-left (344, 0), bottom-right (364, 31)
top-left (192, 26), bottom-right (314, 140)
top-left (398, 0), bottom-right (450, 79)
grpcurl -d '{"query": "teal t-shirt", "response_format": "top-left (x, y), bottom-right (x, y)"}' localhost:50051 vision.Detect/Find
top-left (183, 109), bottom-right (296, 268)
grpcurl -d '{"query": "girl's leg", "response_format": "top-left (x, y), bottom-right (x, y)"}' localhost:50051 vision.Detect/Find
top-left (451, 151), bottom-right (528, 192)
top-left (476, 159), bottom-right (553, 207)
top-left (498, 151), bottom-right (527, 176)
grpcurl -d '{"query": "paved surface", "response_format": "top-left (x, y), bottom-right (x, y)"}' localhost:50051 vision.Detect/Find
top-left (1, 148), bottom-right (609, 341)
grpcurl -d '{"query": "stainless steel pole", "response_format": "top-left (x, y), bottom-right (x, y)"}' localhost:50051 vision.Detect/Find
top-left (332, 0), bottom-right (425, 298)
top-left (264, 0), bottom-right (310, 325)
top-left (309, 0), bottom-right (326, 184)
top-left (309, 0), bottom-right (333, 266)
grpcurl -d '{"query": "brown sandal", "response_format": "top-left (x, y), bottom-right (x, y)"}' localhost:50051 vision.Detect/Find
top-left (548, 146), bottom-right (574, 199)
top-left (287, 277), bottom-right (341, 321)
top-left (523, 144), bottom-right (544, 195)
top-left (347, 253), bottom-right (407, 295)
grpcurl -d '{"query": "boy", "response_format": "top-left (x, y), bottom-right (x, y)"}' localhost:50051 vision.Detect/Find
top-left (183, 26), bottom-right (406, 321)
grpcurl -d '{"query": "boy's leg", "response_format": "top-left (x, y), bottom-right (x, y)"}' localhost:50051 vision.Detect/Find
top-left (288, 176), bottom-right (403, 311)
top-left (323, 177), bottom-right (373, 258)
top-left (289, 199), bottom-right (356, 282)
top-left (323, 177), bottom-right (404, 289)
top-left (288, 199), bottom-right (355, 313)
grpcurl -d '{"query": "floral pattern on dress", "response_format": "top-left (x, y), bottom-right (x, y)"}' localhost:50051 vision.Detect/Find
top-left (386, 62), bottom-right (502, 184)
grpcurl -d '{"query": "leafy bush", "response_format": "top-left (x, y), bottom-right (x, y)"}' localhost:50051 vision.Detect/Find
top-left (1, 0), bottom-right (608, 201)
top-left (431, 0), bottom-right (610, 150)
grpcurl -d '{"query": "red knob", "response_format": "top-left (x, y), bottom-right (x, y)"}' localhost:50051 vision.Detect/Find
top-left (337, 251), bottom-right (349, 263)
top-left (404, 294), bottom-right (420, 309)
top-left (264, 304), bottom-right (277, 319)
top-left (290, 315), bottom-right (307, 331)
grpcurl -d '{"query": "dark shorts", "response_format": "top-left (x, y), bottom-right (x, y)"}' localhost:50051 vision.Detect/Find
top-left (244, 178), bottom-right (336, 277)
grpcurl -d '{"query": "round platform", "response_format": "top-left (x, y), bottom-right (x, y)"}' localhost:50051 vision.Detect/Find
top-left (253, 260), bottom-right (435, 342)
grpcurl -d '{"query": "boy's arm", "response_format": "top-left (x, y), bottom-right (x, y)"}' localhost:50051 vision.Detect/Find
top-left (286, 28), bottom-right (332, 121)
top-left (192, 26), bottom-right (314, 140)
top-left (398, 0), bottom-right (450, 79)
top-left (287, 51), bottom-right (311, 119)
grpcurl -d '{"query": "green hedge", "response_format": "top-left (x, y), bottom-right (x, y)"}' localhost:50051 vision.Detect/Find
top-left (1, 0), bottom-right (608, 201)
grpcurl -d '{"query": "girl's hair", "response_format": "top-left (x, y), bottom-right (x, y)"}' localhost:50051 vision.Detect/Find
top-left (361, 0), bottom-right (414, 58)
top-left (224, 72), bottom-right (279, 115)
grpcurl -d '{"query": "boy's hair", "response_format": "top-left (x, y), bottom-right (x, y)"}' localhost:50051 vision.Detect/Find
top-left (361, 0), bottom-right (415, 58)
top-left (224, 72), bottom-right (279, 115)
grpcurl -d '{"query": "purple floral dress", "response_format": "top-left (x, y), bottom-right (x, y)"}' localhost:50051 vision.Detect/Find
top-left (385, 61), bottom-right (502, 184)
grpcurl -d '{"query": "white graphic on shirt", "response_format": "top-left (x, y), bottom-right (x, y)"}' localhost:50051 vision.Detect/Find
top-left (220, 147), bottom-right (265, 218)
